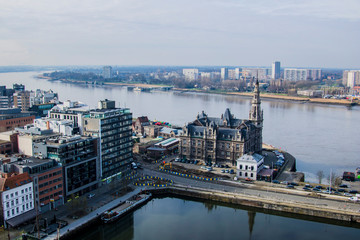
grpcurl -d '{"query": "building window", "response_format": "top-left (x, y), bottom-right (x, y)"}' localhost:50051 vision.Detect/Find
top-left (245, 172), bottom-right (248, 177)
top-left (251, 173), bottom-right (253, 178)
top-left (240, 165), bottom-right (242, 169)
top-left (239, 172), bottom-right (242, 176)
top-left (7, 211), bottom-right (10, 217)
top-left (251, 166), bottom-right (254, 171)
top-left (6, 202), bottom-right (9, 208)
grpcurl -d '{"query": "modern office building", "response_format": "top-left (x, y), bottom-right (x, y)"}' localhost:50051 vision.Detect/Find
top-left (271, 61), bottom-right (281, 80)
top-left (83, 100), bottom-right (133, 182)
top-left (179, 81), bottom-right (263, 166)
top-left (13, 91), bottom-right (33, 111)
top-left (102, 66), bottom-right (113, 79)
top-left (33, 135), bottom-right (100, 200)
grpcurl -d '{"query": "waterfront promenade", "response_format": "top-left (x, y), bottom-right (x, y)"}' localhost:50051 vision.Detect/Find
top-left (44, 188), bottom-right (142, 240)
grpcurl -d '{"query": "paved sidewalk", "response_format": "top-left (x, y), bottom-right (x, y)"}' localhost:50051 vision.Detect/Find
top-left (45, 187), bottom-right (141, 240)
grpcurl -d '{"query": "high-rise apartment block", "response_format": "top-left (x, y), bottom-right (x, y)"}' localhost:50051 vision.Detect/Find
top-left (284, 68), bottom-right (322, 81)
top-left (220, 68), bottom-right (229, 81)
top-left (271, 61), bottom-right (281, 80)
top-left (183, 69), bottom-right (199, 81)
top-left (102, 66), bottom-right (113, 79)
top-left (343, 70), bottom-right (360, 88)
top-left (83, 100), bottom-right (133, 181)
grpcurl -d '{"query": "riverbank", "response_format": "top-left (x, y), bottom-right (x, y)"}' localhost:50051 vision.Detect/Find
top-left (37, 74), bottom-right (357, 106)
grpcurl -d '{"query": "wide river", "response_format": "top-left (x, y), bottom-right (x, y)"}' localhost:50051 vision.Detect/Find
top-left (1, 71), bottom-right (360, 182)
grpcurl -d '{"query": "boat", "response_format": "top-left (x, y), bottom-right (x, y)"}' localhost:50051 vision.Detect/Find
top-left (101, 193), bottom-right (152, 224)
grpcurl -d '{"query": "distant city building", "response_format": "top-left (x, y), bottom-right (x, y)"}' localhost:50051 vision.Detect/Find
top-left (183, 69), bottom-right (199, 81)
top-left (13, 91), bottom-right (33, 111)
top-left (284, 68), bottom-right (322, 81)
top-left (343, 70), bottom-right (360, 88)
top-left (242, 68), bottom-right (271, 81)
top-left (102, 66), bottom-right (113, 79)
top-left (220, 67), bottom-right (228, 81)
top-left (271, 61), bottom-right (281, 80)
top-left (179, 81), bottom-right (263, 166)
top-left (12, 84), bottom-right (25, 92)
top-left (234, 68), bottom-right (241, 80)
top-left (0, 86), bottom-right (14, 108)
top-left (83, 99), bottom-right (133, 181)
top-left (297, 90), bottom-right (323, 97)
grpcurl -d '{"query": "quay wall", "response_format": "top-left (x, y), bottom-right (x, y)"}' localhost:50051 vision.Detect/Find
top-left (150, 186), bottom-right (360, 223)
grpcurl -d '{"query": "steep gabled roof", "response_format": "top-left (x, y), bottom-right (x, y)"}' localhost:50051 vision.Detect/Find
top-left (0, 172), bottom-right (32, 191)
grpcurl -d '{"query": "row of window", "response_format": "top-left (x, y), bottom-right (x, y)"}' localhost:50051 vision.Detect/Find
top-left (239, 172), bottom-right (254, 177)
top-left (5, 194), bottom-right (32, 209)
top-left (39, 170), bottom-right (62, 181)
top-left (39, 177), bottom-right (62, 188)
top-left (6, 202), bottom-right (33, 218)
top-left (5, 118), bottom-right (33, 125)
top-left (239, 165), bottom-right (255, 171)
top-left (39, 184), bottom-right (62, 195)
top-left (5, 187), bottom-right (32, 200)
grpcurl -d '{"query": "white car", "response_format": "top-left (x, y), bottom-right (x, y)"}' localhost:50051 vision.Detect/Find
top-left (348, 197), bottom-right (359, 202)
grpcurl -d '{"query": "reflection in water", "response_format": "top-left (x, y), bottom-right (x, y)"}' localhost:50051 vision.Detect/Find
top-left (248, 211), bottom-right (256, 240)
top-left (203, 201), bottom-right (217, 212)
top-left (269, 101), bottom-right (292, 110)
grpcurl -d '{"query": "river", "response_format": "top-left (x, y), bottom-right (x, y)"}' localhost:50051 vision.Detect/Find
top-left (71, 197), bottom-right (360, 240)
top-left (1, 71), bottom-right (359, 182)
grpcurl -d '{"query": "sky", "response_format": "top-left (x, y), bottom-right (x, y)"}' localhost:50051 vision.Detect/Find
top-left (1, 0), bottom-right (359, 68)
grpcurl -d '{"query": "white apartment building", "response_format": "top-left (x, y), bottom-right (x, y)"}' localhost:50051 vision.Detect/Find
top-left (284, 68), bottom-right (322, 81)
top-left (183, 68), bottom-right (199, 81)
top-left (0, 173), bottom-right (35, 227)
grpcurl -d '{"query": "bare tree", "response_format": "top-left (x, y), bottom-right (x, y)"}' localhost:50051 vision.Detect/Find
top-left (327, 172), bottom-right (337, 186)
top-left (316, 170), bottom-right (324, 184)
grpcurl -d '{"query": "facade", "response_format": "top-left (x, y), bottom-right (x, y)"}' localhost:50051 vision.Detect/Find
top-left (220, 67), bottom-right (228, 81)
top-left (242, 68), bottom-right (271, 81)
top-left (183, 68), bottom-right (199, 81)
top-left (143, 125), bottom-right (162, 138)
top-left (34, 118), bottom-right (75, 136)
top-left (0, 172), bottom-right (35, 227)
top-left (0, 108), bottom-right (35, 132)
top-left (13, 91), bottom-right (33, 111)
top-left (236, 153), bottom-right (264, 180)
top-left (179, 81), bottom-right (263, 166)
top-left (271, 61), bottom-right (281, 80)
top-left (34, 135), bottom-right (100, 200)
top-left (159, 127), bottom-right (183, 138)
top-left (284, 68), bottom-right (322, 81)
top-left (83, 100), bottom-right (133, 181)
top-left (133, 116), bottom-right (150, 135)
top-left (343, 70), bottom-right (360, 87)
top-left (103, 66), bottom-right (113, 79)
top-left (0, 156), bottom-right (63, 212)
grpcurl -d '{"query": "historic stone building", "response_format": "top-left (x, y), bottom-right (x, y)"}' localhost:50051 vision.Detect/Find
top-left (179, 80), bottom-right (263, 166)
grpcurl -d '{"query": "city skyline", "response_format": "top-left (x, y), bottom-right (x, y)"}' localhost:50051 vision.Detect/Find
top-left (1, 0), bottom-right (360, 68)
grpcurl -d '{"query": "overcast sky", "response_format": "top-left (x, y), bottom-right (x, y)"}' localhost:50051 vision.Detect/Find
top-left (1, 0), bottom-right (359, 68)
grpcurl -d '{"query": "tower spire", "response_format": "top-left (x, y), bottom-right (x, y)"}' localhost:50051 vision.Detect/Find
top-left (249, 78), bottom-right (263, 127)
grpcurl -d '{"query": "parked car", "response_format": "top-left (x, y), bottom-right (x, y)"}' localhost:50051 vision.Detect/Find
top-left (339, 184), bottom-right (348, 188)
top-left (312, 188), bottom-right (321, 192)
top-left (290, 182), bottom-right (299, 186)
top-left (337, 189), bottom-right (346, 192)
top-left (225, 169), bottom-right (230, 173)
top-left (327, 187), bottom-right (336, 191)
top-left (303, 187), bottom-right (311, 191)
top-left (272, 180), bottom-right (280, 184)
top-left (315, 185), bottom-right (324, 189)
top-left (281, 181), bottom-right (289, 185)
top-left (349, 190), bottom-right (358, 194)
top-left (87, 193), bottom-right (95, 199)
top-left (305, 184), bottom-right (313, 188)
top-left (286, 185), bottom-right (294, 189)
top-left (221, 169), bottom-right (225, 173)
top-left (229, 169), bottom-right (235, 174)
